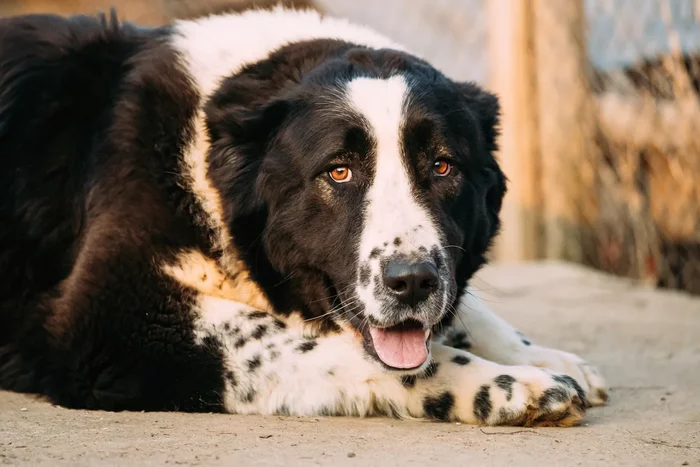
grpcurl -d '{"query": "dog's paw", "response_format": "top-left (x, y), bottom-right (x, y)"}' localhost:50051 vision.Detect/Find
top-left (468, 367), bottom-right (588, 427)
top-left (520, 345), bottom-right (609, 407)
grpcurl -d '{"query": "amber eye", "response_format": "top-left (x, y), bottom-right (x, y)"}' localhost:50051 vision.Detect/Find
top-left (433, 160), bottom-right (452, 177)
top-left (328, 166), bottom-right (352, 183)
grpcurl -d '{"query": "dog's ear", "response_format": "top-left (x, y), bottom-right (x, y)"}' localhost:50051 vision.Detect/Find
top-left (204, 82), bottom-right (292, 219)
top-left (454, 81), bottom-right (501, 155)
top-left (455, 82), bottom-right (507, 250)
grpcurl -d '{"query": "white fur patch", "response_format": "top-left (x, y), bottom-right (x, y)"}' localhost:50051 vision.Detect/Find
top-left (344, 76), bottom-right (444, 323)
top-left (171, 7), bottom-right (406, 99)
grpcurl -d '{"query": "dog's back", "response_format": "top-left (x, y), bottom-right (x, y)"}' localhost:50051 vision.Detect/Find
top-left (0, 12), bottom-right (149, 391)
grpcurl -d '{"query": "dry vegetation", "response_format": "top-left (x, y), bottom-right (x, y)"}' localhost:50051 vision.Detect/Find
top-left (590, 52), bottom-right (700, 294)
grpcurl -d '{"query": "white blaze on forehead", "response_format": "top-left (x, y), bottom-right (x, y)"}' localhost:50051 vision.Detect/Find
top-left (345, 76), bottom-right (442, 261)
top-left (346, 76), bottom-right (446, 323)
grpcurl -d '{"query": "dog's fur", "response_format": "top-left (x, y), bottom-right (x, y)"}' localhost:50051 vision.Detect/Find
top-left (0, 7), bottom-right (608, 425)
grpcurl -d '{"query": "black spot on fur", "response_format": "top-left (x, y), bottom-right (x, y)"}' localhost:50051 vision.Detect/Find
top-left (453, 341), bottom-right (471, 350)
top-left (516, 331), bottom-right (531, 346)
top-left (234, 337), bottom-right (247, 349)
top-left (247, 355), bottom-right (262, 372)
top-left (450, 331), bottom-right (471, 350)
top-left (401, 375), bottom-right (417, 389)
top-left (451, 355), bottom-right (470, 366)
top-left (249, 311), bottom-right (269, 320)
top-left (423, 392), bottom-right (454, 421)
top-left (494, 375), bottom-right (516, 402)
top-left (393, 237), bottom-right (402, 246)
top-left (326, 369), bottom-right (335, 377)
top-left (296, 340), bottom-right (317, 353)
top-left (225, 370), bottom-right (236, 386)
top-left (242, 390), bottom-right (256, 403)
top-left (274, 319), bottom-right (286, 330)
top-left (473, 385), bottom-right (492, 422)
top-left (538, 387), bottom-right (570, 411)
top-left (359, 264), bottom-right (371, 287)
top-left (421, 361), bottom-right (439, 379)
top-left (275, 404), bottom-right (290, 416)
top-left (222, 322), bottom-right (231, 332)
top-left (251, 324), bottom-right (268, 340)
top-left (370, 248), bottom-right (383, 259)
top-left (552, 374), bottom-right (587, 406)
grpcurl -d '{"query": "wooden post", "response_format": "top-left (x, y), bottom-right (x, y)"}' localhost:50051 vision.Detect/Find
top-left (487, 0), bottom-right (541, 261)
top-left (531, 0), bottom-right (598, 262)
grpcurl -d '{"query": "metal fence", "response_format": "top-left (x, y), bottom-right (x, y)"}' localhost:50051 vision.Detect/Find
top-left (2, 0), bottom-right (699, 294)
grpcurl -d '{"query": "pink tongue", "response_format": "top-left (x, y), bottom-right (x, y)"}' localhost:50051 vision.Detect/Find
top-left (369, 327), bottom-right (428, 369)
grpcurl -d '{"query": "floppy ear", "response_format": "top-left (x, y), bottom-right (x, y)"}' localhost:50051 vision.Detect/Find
top-left (456, 82), bottom-right (508, 250)
top-left (204, 89), bottom-right (291, 219)
top-left (455, 81), bottom-right (501, 155)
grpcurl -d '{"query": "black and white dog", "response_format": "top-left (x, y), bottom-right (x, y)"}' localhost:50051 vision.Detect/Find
top-left (0, 6), bottom-right (608, 426)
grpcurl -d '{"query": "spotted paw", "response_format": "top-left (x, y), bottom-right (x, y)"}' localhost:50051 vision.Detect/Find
top-left (521, 345), bottom-right (609, 407)
top-left (470, 367), bottom-right (588, 427)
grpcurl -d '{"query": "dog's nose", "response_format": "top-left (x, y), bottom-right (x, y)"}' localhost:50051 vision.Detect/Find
top-left (383, 261), bottom-right (439, 306)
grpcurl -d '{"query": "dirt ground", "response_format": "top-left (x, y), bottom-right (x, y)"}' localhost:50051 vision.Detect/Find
top-left (1, 261), bottom-right (699, 466)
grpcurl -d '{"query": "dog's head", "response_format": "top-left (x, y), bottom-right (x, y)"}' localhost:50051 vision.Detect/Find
top-left (206, 43), bottom-right (506, 371)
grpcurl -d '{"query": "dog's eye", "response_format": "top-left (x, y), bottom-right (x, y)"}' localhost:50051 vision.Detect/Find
top-left (433, 160), bottom-right (452, 177)
top-left (328, 166), bottom-right (353, 183)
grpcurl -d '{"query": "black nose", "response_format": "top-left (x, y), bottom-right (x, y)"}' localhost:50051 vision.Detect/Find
top-left (382, 261), bottom-right (439, 306)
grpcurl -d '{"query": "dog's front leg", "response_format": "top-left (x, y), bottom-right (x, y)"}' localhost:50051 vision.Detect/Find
top-left (440, 288), bottom-right (609, 406)
top-left (194, 296), bottom-right (589, 426)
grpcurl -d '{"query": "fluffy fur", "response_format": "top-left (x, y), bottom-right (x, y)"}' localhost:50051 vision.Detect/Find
top-left (0, 7), bottom-right (608, 425)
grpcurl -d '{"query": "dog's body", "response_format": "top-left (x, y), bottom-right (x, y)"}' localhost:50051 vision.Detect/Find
top-left (0, 7), bottom-right (607, 425)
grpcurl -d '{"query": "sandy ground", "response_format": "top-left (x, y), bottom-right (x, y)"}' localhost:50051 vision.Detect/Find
top-left (1, 261), bottom-right (699, 466)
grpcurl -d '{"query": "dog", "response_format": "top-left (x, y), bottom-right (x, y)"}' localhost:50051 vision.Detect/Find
top-left (0, 6), bottom-right (608, 426)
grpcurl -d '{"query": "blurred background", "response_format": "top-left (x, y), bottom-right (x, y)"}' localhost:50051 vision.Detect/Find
top-left (2, 0), bottom-right (699, 295)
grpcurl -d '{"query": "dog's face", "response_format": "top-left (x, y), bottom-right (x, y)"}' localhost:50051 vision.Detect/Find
top-left (207, 46), bottom-right (505, 371)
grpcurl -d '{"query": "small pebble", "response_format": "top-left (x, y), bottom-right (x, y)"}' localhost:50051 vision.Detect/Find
top-left (681, 462), bottom-right (688, 466)
top-left (347, 452), bottom-right (356, 458)
top-left (20, 408), bottom-right (27, 412)
top-left (455, 422), bottom-right (462, 426)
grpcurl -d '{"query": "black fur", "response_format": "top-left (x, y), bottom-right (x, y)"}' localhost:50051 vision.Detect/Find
top-left (494, 375), bottom-right (516, 402)
top-left (473, 385), bottom-right (492, 422)
top-left (401, 375), bottom-right (417, 389)
top-left (422, 391), bottom-right (455, 421)
top-left (0, 12), bottom-right (226, 412)
top-left (451, 355), bottom-right (471, 366)
top-left (0, 10), bottom-right (505, 412)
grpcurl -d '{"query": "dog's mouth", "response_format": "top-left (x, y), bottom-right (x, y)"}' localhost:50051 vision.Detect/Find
top-left (361, 319), bottom-right (431, 370)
